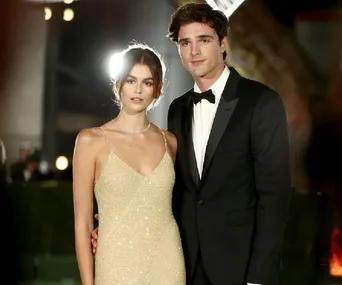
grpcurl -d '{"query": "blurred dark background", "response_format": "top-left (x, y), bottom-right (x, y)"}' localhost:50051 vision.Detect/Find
top-left (1, 0), bottom-right (342, 284)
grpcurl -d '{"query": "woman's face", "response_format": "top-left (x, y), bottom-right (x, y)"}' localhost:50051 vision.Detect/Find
top-left (119, 64), bottom-right (156, 113)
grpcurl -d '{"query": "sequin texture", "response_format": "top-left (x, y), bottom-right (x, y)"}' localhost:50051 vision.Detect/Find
top-left (93, 134), bottom-right (186, 284)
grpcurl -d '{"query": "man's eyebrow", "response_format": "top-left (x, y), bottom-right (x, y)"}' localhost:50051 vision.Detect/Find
top-left (178, 37), bottom-right (190, 44)
top-left (178, 34), bottom-right (214, 43)
top-left (196, 34), bottom-right (214, 39)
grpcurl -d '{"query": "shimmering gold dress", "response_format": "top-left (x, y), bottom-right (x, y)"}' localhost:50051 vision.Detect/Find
top-left (94, 129), bottom-right (186, 285)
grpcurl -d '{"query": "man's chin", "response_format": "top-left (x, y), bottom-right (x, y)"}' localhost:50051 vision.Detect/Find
top-left (190, 68), bottom-right (207, 78)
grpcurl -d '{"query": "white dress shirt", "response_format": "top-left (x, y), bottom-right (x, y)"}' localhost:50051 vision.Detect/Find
top-left (192, 66), bottom-right (229, 178)
top-left (192, 67), bottom-right (260, 285)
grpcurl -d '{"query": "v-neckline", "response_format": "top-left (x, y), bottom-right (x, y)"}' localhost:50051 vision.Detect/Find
top-left (110, 150), bottom-right (169, 177)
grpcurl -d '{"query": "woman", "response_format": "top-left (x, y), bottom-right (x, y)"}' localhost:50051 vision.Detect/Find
top-left (72, 44), bottom-right (186, 285)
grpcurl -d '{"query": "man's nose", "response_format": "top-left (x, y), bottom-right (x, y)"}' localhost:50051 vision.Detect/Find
top-left (190, 43), bottom-right (200, 56)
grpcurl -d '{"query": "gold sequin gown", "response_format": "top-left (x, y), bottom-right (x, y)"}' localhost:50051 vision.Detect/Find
top-left (94, 130), bottom-right (186, 285)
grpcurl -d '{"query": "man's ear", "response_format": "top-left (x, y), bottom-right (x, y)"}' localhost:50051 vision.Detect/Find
top-left (220, 36), bottom-right (228, 54)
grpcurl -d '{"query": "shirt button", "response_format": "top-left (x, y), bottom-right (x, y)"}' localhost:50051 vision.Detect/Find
top-left (198, 199), bottom-right (204, 205)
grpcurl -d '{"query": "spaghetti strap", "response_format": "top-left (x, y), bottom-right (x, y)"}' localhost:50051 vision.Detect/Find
top-left (160, 130), bottom-right (168, 153)
top-left (99, 127), bottom-right (112, 150)
top-left (99, 126), bottom-right (106, 138)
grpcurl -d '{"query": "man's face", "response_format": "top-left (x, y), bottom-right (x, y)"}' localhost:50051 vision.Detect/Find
top-left (177, 22), bottom-right (227, 80)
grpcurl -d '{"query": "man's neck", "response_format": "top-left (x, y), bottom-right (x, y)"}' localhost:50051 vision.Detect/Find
top-left (194, 65), bottom-right (225, 92)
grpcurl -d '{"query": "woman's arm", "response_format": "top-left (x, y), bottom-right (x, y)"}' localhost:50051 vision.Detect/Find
top-left (165, 131), bottom-right (177, 163)
top-left (73, 129), bottom-right (97, 285)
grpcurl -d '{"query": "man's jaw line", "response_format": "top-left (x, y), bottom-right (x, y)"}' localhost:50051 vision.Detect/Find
top-left (192, 65), bottom-right (225, 91)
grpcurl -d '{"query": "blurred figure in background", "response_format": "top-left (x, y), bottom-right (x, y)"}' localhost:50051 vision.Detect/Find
top-left (23, 151), bottom-right (42, 182)
top-left (0, 0), bottom-right (25, 283)
top-left (0, 137), bottom-right (7, 184)
top-left (10, 148), bottom-right (43, 183)
top-left (10, 143), bottom-right (31, 182)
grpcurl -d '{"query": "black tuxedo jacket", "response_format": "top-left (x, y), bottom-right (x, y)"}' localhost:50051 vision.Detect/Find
top-left (167, 68), bottom-right (291, 285)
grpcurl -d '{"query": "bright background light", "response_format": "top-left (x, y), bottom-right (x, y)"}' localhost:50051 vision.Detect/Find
top-left (64, 0), bottom-right (74, 3)
top-left (224, 0), bottom-right (245, 17)
top-left (63, 8), bottom-right (74, 21)
top-left (55, 156), bottom-right (69, 171)
top-left (108, 52), bottom-right (124, 79)
top-left (205, 0), bottom-right (246, 18)
top-left (44, 7), bottom-right (52, 20)
top-left (39, 160), bottom-right (49, 174)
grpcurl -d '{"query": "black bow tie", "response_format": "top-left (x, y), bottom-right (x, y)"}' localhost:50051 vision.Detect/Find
top-left (191, 89), bottom-right (215, 105)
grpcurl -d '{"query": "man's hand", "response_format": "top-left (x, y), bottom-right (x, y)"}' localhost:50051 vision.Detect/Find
top-left (91, 214), bottom-right (99, 254)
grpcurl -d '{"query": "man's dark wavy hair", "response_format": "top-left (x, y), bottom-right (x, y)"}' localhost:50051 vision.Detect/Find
top-left (167, 3), bottom-right (229, 60)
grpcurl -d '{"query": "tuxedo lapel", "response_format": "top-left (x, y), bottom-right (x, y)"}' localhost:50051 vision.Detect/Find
top-left (178, 91), bottom-right (200, 192)
top-left (201, 68), bottom-right (241, 179)
top-left (185, 99), bottom-right (200, 188)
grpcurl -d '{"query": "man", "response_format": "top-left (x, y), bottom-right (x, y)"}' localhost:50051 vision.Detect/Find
top-left (166, 3), bottom-right (290, 285)
top-left (92, 3), bottom-right (291, 285)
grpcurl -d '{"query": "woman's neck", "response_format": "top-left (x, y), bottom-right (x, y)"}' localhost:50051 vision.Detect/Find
top-left (114, 111), bottom-right (149, 133)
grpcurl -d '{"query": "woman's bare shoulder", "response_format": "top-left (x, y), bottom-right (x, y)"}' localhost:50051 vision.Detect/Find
top-left (162, 130), bottom-right (177, 154)
top-left (76, 128), bottom-right (102, 142)
top-left (164, 130), bottom-right (177, 142)
top-left (75, 128), bottom-right (105, 152)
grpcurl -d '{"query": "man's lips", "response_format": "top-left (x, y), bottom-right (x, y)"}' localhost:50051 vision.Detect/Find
top-left (190, 60), bottom-right (205, 65)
